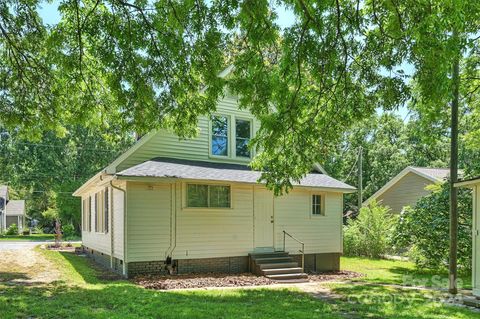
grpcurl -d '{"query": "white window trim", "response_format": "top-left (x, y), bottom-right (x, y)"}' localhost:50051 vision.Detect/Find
top-left (310, 193), bottom-right (326, 217)
top-left (182, 182), bottom-right (234, 211)
top-left (208, 114), bottom-right (254, 162)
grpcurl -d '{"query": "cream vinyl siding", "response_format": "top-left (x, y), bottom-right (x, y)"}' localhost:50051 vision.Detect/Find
top-left (123, 181), bottom-right (344, 261)
top-left (173, 182), bottom-right (254, 259)
top-left (376, 172), bottom-right (434, 213)
top-left (274, 190), bottom-right (343, 254)
top-left (126, 182), bottom-right (172, 262)
top-left (81, 190), bottom-right (111, 255)
top-left (112, 186), bottom-right (125, 259)
top-left (115, 96), bottom-right (260, 172)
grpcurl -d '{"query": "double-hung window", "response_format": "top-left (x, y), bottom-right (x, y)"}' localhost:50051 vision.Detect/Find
top-left (211, 115), bottom-right (229, 156)
top-left (235, 119), bottom-right (251, 158)
top-left (312, 194), bottom-right (323, 216)
top-left (187, 184), bottom-right (231, 208)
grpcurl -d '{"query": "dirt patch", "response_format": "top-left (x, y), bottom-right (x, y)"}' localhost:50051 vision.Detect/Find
top-left (0, 247), bottom-right (61, 284)
top-left (134, 273), bottom-right (274, 290)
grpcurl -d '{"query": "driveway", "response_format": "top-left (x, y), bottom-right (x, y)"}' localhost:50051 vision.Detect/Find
top-left (0, 241), bottom-right (62, 283)
top-left (0, 241), bottom-right (50, 251)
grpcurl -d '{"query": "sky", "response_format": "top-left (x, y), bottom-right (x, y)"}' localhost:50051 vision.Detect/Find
top-left (38, 1), bottom-right (410, 120)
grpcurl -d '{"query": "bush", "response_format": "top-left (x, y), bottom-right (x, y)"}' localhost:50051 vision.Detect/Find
top-left (391, 183), bottom-right (472, 271)
top-left (62, 223), bottom-right (76, 240)
top-left (343, 200), bottom-right (394, 258)
top-left (22, 229), bottom-right (30, 235)
top-left (6, 223), bottom-right (19, 235)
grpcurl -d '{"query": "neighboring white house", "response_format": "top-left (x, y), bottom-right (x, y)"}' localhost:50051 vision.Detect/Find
top-left (73, 94), bottom-right (356, 279)
top-left (363, 166), bottom-right (459, 213)
top-left (455, 176), bottom-right (480, 297)
top-left (0, 185), bottom-right (26, 232)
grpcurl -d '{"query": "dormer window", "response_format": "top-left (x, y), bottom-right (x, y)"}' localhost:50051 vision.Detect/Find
top-left (235, 119), bottom-right (251, 158)
top-left (211, 115), bottom-right (229, 156)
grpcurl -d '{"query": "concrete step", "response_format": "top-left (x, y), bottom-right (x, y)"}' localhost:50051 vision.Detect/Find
top-left (259, 262), bottom-right (298, 270)
top-left (463, 296), bottom-right (480, 308)
top-left (249, 252), bottom-right (289, 259)
top-left (266, 273), bottom-right (308, 280)
top-left (262, 267), bottom-right (304, 275)
top-left (253, 257), bottom-right (293, 264)
top-left (272, 278), bottom-right (309, 284)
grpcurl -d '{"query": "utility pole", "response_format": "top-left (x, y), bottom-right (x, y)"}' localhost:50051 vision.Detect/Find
top-left (449, 29), bottom-right (460, 295)
top-left (358, 147), bottom-right (363, 210)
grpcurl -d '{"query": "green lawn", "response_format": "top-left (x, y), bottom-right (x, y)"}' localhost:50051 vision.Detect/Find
top-left (0, 233), bottom-right (55, 241)
top-left (0, 250), bottom-right (477, 318)
top-left (341, 256), bottom-right (472, 290)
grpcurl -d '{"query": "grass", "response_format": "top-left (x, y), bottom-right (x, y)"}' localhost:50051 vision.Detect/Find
top-left (0, 233), bottom-right (55, 241)
top-left (341, 256), bottom-right (472, 290)
top-left (0, 250), bottom-right (477, 318)
top-left (328, 283), bottom-right (478, 319)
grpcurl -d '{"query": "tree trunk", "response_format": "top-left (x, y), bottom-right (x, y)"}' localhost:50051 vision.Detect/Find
top-left (448, 31), bottom-right (460, 295)
top-left (358, 147), bottom-right (363, 210)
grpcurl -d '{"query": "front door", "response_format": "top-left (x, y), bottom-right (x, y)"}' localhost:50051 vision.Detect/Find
top-left (254, 187), bottom-right (274, 250)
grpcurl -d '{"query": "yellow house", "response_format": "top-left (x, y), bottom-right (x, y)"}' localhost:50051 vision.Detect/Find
top-left (364, 166), bottom-right (456, 213)
top-left (73, 95), bottom-right (355, 279)
top-left (455, 177), bottom-right (480, 297)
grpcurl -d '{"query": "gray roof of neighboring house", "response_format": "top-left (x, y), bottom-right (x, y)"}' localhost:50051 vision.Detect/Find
top-left (6, 200), bottom-right (25, 216)
top-left (411, 167), bottom-right (463, 181)
top-left (0, 185), bottom-right (7, 199)
top-left (117, 157), bottom-right (356, 191)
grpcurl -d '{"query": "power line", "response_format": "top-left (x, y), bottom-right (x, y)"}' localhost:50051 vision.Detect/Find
top-left (2, 141), bottom-right (127, 153)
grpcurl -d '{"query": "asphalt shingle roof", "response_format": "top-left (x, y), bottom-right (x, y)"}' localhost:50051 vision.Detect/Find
top-left (117, 157), bottom-right (356, 191)
top-left (6, 200), bottom-right (25, 216)
top-left (411, 167), bottom-right (462, 181)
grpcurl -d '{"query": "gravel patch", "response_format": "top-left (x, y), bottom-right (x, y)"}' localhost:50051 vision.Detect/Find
top-left (307, 270), bottom-right (363, 282)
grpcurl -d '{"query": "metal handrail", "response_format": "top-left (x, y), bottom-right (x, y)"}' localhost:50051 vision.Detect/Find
top-left (282, 230), bottom-right (305, 272)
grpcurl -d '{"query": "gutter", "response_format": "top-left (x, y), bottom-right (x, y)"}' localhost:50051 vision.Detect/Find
top-left (110, 178), bottom-right (127, 277)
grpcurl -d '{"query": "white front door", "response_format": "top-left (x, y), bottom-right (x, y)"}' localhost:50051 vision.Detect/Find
top-left (254, 187), bottom-right (274, 250)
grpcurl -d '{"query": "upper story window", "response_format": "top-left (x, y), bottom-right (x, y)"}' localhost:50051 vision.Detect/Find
top-left (211, 115), bottom-right (229, 156)
top-left (235, 119), bottom-right (251, 158)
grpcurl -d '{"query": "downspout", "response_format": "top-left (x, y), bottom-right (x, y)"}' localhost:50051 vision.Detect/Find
top-left (108, 181), bottom-right (114, 269)
top-left (165, 182), bottom-right (177, 273)
top-left (110, 179), bottom-right (127, 277)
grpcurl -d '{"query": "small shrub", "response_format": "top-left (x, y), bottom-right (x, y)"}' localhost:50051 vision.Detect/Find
top-left (6, 223), bottom-right (19, 235)
top-left (22, 229), bottom-right (30, 236)
top-left (30, 226), bottom-right (43, 234)
top-left (62, 223), bottom-right (76, 240)
top-left (391, 182), bottom-right (472, 271)
top-left (343, 201), bottom-right (394, 258)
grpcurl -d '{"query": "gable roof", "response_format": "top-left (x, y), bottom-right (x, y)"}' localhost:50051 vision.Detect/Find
top-left (6, 200), bottom-right (25, 216)
top-left (364, 166), bottom-right (461, 206)
top-left (0, 185), bottom-right (7, 199)
top-left (117, 157), bottom-right (355, 192)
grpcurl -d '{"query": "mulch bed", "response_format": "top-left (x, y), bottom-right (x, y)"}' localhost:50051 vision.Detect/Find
top-left (44, 244), bottom-right (76, 252)
top-left (134, 271), bottom-right (362, 290)
top-left (134, 273), bottom-right (274, 290)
